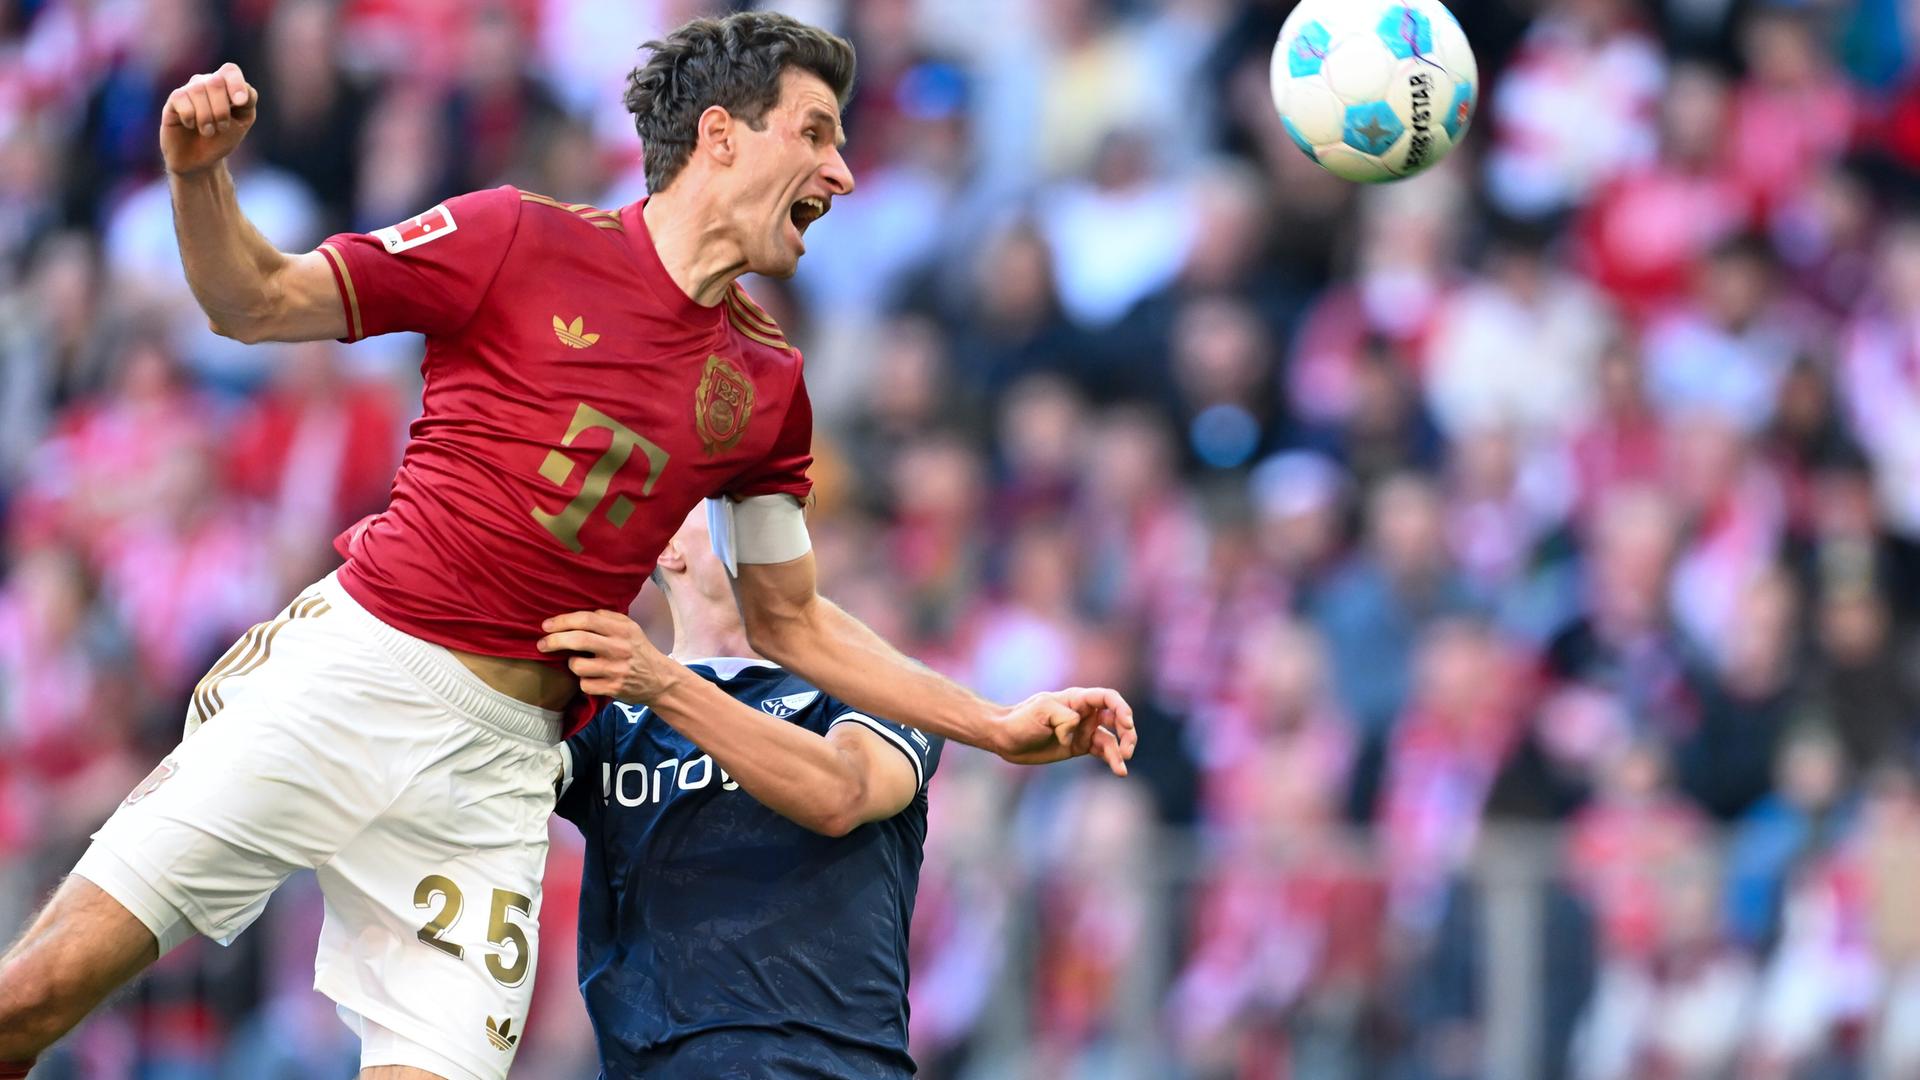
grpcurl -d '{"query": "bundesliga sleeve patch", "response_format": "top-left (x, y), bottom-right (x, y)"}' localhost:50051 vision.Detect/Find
top-left (372, 204), bottom-right (458, 253)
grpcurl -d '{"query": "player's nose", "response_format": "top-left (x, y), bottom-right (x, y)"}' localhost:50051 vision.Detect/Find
top-left (822, 147), bottom-right (854, 197)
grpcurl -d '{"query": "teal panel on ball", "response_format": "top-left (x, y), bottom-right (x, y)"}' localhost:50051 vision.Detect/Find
top-left (1342, 100), bottom-right (1403, 156)
top-left (1444, 78), bottom-right (1475, 139)
top-left (1378, 6), bottom-right (1433, 60)
top-left (1289, 22), bottom-right (1331, 77)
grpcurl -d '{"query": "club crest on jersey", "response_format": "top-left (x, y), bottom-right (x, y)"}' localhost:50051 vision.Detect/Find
top-left (373, 204), bottom-right (458, 253)
top-left (695, 354), bottom-right (754, 455)
top-left (761, 690), bottom-right (820, 718)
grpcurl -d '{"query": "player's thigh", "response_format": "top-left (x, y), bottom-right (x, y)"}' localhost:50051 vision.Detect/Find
top-left (317, 728), bottom-right (559, 1080)
top-left (80, 612), bottom-right (414, 946)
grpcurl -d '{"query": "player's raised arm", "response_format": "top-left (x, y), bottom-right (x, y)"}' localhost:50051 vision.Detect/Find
top-left (542, 611), bottom-right (919, 837)
top-left (723, 507), bottom-right (1134, 774)
top-left (162, 62), bottom-right (345, 344)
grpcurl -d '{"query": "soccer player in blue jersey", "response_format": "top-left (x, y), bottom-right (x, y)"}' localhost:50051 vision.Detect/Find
top-left (543, 504), bottom-right (1104, 1077)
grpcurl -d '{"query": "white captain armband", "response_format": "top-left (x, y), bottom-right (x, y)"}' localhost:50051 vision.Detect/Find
top-left (705, 495), bottom-right (811, 577)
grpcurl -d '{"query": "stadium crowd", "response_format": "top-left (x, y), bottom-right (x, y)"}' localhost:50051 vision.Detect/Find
top-left (6, 0), bottom-right (1920, 1076)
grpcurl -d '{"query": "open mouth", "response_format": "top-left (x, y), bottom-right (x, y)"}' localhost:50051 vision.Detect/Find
top-left (789, 195), bottom-right (828, 235)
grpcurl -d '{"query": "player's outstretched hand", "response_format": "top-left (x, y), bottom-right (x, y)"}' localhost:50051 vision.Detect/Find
top-left (995, 687), bottom-right (1136, 776)
top-left (538, 610), bottom-right (684, 704)
top-left (160, 62), bottom-right (257, 177)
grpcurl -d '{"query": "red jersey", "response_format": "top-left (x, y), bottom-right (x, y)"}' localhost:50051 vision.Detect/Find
top-left (316, 186), bottom-right (813, 661)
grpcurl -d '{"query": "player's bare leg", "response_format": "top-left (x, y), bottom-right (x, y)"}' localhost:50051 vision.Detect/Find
top-left (361, 1068), bottom-right (453, 1079)
top-left (0, 876), bottom-right (159, 1059)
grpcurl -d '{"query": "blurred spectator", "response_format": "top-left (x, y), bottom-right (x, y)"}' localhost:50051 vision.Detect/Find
top-left (1567, 338), bottom-right (1667, 519)
top-left (797, 56), bottom-right (972, 325)
top-left (0, 546), bottom-right (135, 817)
top-left (1376, 619), bottom-right (1519, 933)
top-left (1803, 581), bottom-right (1920, 771)
top-left (1769, 162), bottom-right (1877, 320)
top-left (444, 5), bottom-right (564, 193)
top-left (1290, 181), bottom-right (1462, 443)
top-left (1839, 215), bottom-right (1920, 544)
top-left (961, 519), bottom-right (1088, 704)
top-left (1423, 223), bottom-right (1610, 442)
top-left (1484, 0), bottom-right (1664, 221)
top-left (1312, 474), bottom-right (1482, 740)
top-left (353, 84), bottom-right (455, 231)
top-left (1675, 567), bottom-right (1800, 819)
top-left (1858, 766), bottom-right (1920, 1078)
top-left (1746, 780), bottom-right (1883, 1076)
top-left (1040, 129), bottom-right (1197, 329)
top-left (1099, 159), bottom-right (1304, 406)
top-left (837, 312), bottom-right (968, 507)
top-left (64, 0), bottom-right (221, 225)
top-left (1543, 488), bottom-right (1693, 739)
top-left (1192, 614), bottom-right (1354, 821)
top-left (1173, 738), bottom-right (1386, 1080)
top-left (241, 0), bottom-right (369, 227)
top-left (1663, 415), bottom-right (1784, 657)
top-left (1725, 728), bottom-right (1853, 950)
top-left (885, 434), bottom-right (989, 639)
top-left (1164, 293), bottom-right (1285, 473)
top-left (1571, 855), bottom-right (1752, 1080)
top-left (18, 334), bottom-right (209, 550)
top-left (1574, 63), bottom-right (1744, 321)
top-left (988, 372), bottom-right (1084, 536)
top-left (946, 219), bottom-right (1086, 402)
top-left (0, 233), bottom-right (110, 486)
top-left (1725, 5), bottom-right (1857, 225)
top-left (1248, 449), bottom-right (1349, 593)
top-left (1442, 428), bottom-right (1568, 595)
top-left (1025, 778), bottom-right (1156, 1073)
top-left (1642, 236), bottom-right (1803, 434)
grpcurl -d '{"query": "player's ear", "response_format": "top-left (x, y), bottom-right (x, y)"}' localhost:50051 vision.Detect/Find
top-left (657, 537), bottom-right (688, 574)
top-left (697, 105), bottom-right (735, 166)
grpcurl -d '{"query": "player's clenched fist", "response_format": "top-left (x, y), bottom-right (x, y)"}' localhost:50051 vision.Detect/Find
top-left (160, 62), bottom-right (256, 176)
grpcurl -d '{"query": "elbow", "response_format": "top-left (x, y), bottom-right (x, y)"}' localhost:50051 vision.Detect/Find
top-left (744, 624), bottom-right (795, 668)
top-left (807, 800), bottom-right (864, 838)
top-left (802, 774), bottom-right (870, 838)
top-left (208, 316), bottom-right (270, 345)
top-left (807, 811), bottom-right (859, 839)
top-left (742, 604), bottom-right (808, 667)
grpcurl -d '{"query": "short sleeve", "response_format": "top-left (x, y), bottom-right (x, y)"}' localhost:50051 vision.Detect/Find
top-left (830, 709), bottom-right (943, 793)
top-left (725, 367), bottom-right (814, 502)
top-left (316, 186), bottom-right (523, 342)
top-left (555, 723), bottom-right (600, 826)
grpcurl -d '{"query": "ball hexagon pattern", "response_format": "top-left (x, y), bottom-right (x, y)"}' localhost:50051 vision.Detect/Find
top-left (1377, 6), bottom-right (1433, 60)
top-left (1288, 21), bottom-right (1331, 78)
top-left (1268, 0), bottom-right (1479, 183)
top-left (1342, 101), bottom-right (1404, 157)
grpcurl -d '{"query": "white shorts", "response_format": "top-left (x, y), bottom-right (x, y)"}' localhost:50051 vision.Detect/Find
top-left (73, 572), bottom-right (563, 1080)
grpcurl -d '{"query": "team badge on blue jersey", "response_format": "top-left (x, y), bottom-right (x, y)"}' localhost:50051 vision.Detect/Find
top-left (760, 690), bottom-right (820, 717)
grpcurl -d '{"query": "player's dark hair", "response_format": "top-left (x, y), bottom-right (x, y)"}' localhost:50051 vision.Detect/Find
top-left (625, 12), bottom-right (856, 194)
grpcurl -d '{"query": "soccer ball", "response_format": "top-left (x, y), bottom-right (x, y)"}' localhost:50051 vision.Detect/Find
top-left (1270, 0), bottom-right (1479, 183)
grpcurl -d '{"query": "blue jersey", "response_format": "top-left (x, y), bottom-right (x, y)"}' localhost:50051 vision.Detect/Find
top-left (556, 658), bottom-right (944, 1079)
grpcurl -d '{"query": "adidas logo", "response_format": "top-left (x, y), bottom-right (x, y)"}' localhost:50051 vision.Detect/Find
top-left (553, 315), bottom-right (600, 349)
top-left (485, 1015), bottom-right (519, 1052)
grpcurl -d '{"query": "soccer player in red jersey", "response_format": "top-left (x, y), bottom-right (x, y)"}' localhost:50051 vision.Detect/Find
top-left (0, 13), bottom-right (1134, 1080)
